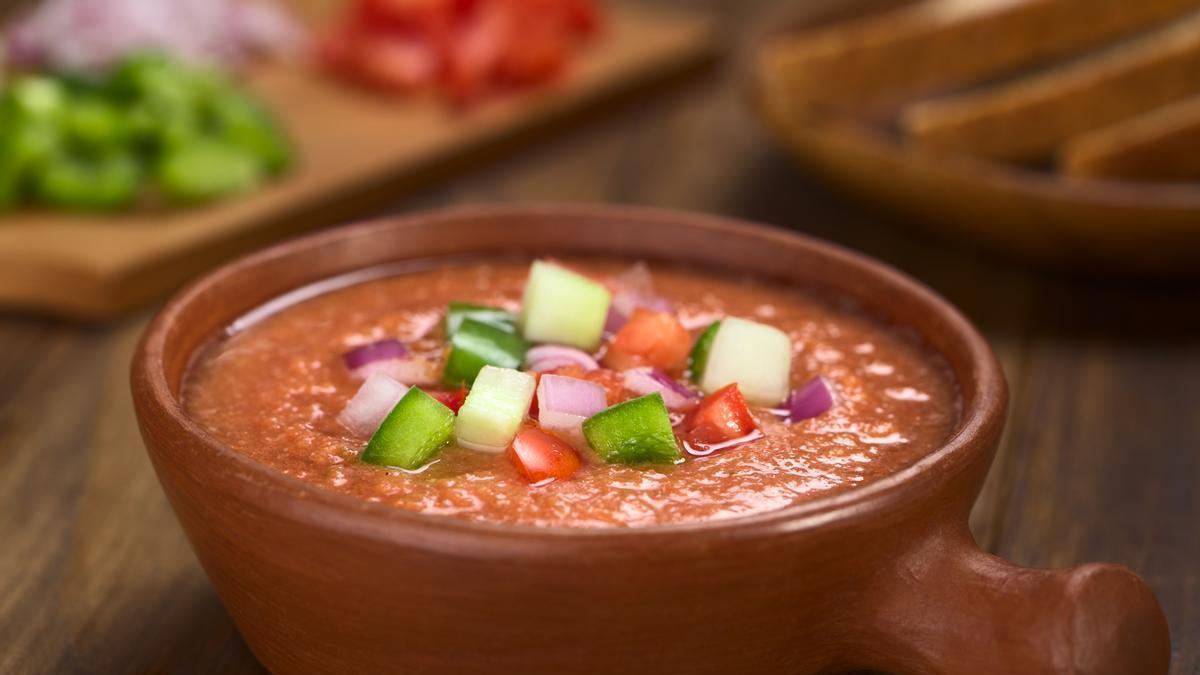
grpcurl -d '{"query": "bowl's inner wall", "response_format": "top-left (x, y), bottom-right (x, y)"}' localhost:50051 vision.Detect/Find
top-left (161, 210), bottom-right (982, 432)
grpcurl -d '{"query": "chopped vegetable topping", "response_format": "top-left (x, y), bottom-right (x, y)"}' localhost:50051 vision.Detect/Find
top-left (520, 260), bottom-right (611, 350)
top-left (551, 365), bottom-right (628, 404)
top-left (699, 317), bottom-right (793, 406)
top-left (343, 338), bottom-right (409, 370)
top-left (339, 372), bottom-right (410, 437)
top-left (583, 393), bottom-right (681, 465)
top-left (442, 317), bottom-right (529, 386)
top-left (446, 302), bottom-right (517, 336)
top-left (361, 387), bottom-right (455, 469)
top-left (603, 308), bottom-right (691, 374)
top-left (688, 320), bottom-right (721, 382)
top-left (424, 387), bottom-right (468, 414)
top-left (455, 366), bottom-right (536, 453)
top-left (786, 377), bottom-right (835, 422)
top-left (526, 344), bottom-right (599, 373)
top-left (507, 427), bottom-right (581, 483)
top-left (621, 367), bottom-right (699, 412)
top-left (680, 383), bottom-right (758, 450)
top-left (537, 373), bottom-right (607, 447)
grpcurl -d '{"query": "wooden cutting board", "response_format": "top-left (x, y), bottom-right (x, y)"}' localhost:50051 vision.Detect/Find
top-left (0, 5), bottom-right (715, 319)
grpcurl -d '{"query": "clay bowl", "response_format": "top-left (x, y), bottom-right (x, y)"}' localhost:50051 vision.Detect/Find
top-left (744, 0), bottom-right (1200, 276)
top-left (132, 204), bottom-right (1169, 674)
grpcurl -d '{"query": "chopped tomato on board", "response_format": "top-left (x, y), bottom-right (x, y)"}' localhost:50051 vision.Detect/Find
top-left (680, 384), bottom-right (758, 447)
top-left (319, 0), bottom-right (601, 103)
top-left (602, 309), bottom-right (691, 374)
top-left (424, 386), bottom-right (467, 413)
top-left (508, 427), bottom-right (581, 482)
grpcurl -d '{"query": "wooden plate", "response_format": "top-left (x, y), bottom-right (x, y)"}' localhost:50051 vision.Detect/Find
top-left (0, 5), bottom-right (715, 319)
top-left (745, 0), bottom-right (1200, 275)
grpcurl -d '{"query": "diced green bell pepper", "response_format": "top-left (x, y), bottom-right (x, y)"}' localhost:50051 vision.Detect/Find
top-left (60, 97), bottom-right (130, 150)
top-left (36, 153), bottom-right (141, 211)
top-left (442, 317), bottom-right (529, 387)
top-left (361, 388), bottom-right (455, 470)
top-left (688, 320), bottom-right (721, 383)
top-left (156, 140), bottom-right (264, 203)
top-left (582, 393), bottom-right (681, 465)
top-left (208, 94), bottom-right (292, 173)
top-left (445, 302), bottom-right (518, 336)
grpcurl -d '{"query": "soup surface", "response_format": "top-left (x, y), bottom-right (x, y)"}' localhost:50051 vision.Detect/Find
top-left (184, 259), bottom-right (960, 528)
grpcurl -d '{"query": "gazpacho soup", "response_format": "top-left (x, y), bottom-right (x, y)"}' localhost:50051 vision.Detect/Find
top-left (184, 258), bottom-right (960, 528)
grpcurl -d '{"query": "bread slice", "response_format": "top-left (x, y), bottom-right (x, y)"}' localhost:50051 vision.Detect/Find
top-left (760, 0), bottom-right (1200, 110)
top-left (901, 12), bottom-right (1200, 161)
top-left (1059, 95), bottom-right (1200, 181)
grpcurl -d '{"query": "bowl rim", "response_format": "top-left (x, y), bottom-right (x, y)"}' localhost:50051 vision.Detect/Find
top-left (133, 202), bottom-right (1006, 546)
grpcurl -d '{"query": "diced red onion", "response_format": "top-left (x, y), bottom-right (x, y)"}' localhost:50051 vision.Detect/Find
top-left (344, 339), bottom-right (439, 385)
top-left (526, 345), bottom-right (599, 373)
top-left (353, 358), bottom-right (439, 385)
top-left (5, 0), bottom-right (303, 72)
top-left (612, 291), bottom-right (673, 319)
top-left (338, 373), bottom-right (409, 437)
top-left (537, 374), bottom-right (607, 447)
top-left (786, 377), bottom-right (834, 422)
top-left (603, 306), bottom-right (628, 336)
top-left (605, 263), bottom-right (673, 330)
top-left (621, 367), bottom-right (699, 411)
top-left (343, 339), bottom-right (409, 370)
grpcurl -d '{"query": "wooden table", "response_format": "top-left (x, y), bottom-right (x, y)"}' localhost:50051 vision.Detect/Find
top-left (2, 1), bottom-right (1197, 672)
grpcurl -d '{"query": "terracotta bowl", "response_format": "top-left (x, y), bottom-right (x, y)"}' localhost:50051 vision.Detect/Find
top-left (131, 204), bottom-right (1169, 674)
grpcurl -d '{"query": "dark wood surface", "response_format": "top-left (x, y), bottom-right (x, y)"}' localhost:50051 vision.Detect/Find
top-left (1, 1), bottom-right (1196, 672)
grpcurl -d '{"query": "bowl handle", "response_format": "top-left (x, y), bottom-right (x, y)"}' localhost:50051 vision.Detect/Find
top-left (857, 526), bottom-right (1170, 674)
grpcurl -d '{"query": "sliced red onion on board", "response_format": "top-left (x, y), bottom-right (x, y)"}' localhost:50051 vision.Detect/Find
top-left (338, 373), bottom-right (409, 437)
top-left (526, 345), bottom-right (599, 373)
top-left (5, 0), bottom-right (302, 71)
top-left (621, 367), bottom-right (700, 411)
top-left (537, 374), bottom-right (607, 447)
top-left (343, 339), bottom-right (409, 369)
top-left (786, 377), bottom-right (834, 422)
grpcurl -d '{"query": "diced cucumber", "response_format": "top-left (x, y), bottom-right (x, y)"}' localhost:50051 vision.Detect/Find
top-left (442, 318), bottom-right (529, 386)
top-left (519, 260), bottom-right (611, 350)
top-left (582, 393), bottom-right (680, 465)
top-left (445, 302), bottom-right (518, 336)
top-left (699, 317), bottom-right (792, 406)
top-left (455, 366), bottom-right (536, 452)
top-left (688, 320), bottom-right (721, 383)
top-left (361, 388), bottom-right (455, 470)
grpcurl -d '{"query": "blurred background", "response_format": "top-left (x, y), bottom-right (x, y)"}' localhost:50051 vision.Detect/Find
top-left (0, 0), bottom-right (1197, 672)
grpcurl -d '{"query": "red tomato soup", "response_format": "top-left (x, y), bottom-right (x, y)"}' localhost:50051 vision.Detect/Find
top-left (183, 259), bottom-right (960, 528)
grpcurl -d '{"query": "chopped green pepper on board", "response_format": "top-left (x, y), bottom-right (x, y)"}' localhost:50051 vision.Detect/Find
top-left (0, 52), bottom-right (293, 212)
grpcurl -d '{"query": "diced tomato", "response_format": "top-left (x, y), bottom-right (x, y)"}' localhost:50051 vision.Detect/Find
top-left (551, 365), bottom-right (628, 404)
top-left (603, 309), bottom-right (691, 374)
top-left (507, 427), bottom-right (581, 482)
top-left (681, 383), bottom-right (758, 447)
top-left (424, 386), bottom-right (467, 413)
top-left (319, 0), bottom-right (600, 103)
